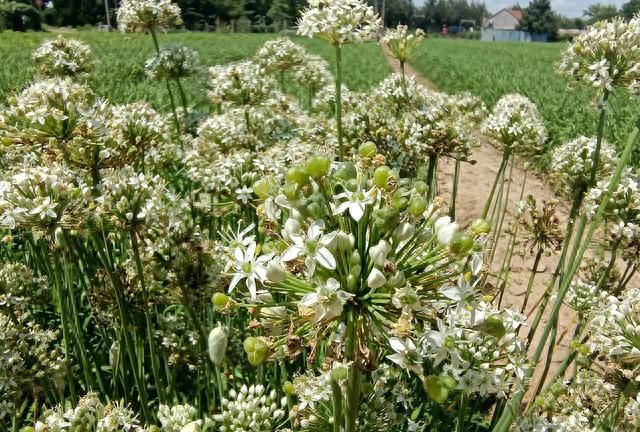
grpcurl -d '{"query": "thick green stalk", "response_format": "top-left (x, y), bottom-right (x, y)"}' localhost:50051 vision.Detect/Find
top-left (331, 378), bottom-right (344, 432)
top-left (51, 250), bottom-right (77, 401)
top-left (588, 89), bottom-right (610, 188)
top-left (426, 154), bottom-right (438, 201)
top-left (335, 44), bottom-right (344, 161)
top-left (488, 155), bottom-right (515, 265)
top-left (520, 249), bottom-right (543, 315)
top-left (457, 393), bottom-right (469, 432)
top-left (492, 122), bottom-right (640, 432)
top-left (344, 309), bottom-right (361, 432)
top-left (482, 147), bottom-right (510, 219)
top-left (449, 158), bottom-right (461, 219)
top-left (596, 239), bottom-right (620, 291)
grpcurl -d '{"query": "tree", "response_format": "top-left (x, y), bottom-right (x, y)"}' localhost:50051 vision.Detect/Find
top-left (621, 0), bottom-right (640, 19)
top-left (583, 3), bottom-right (619, 24)
top-left (518, 0), bottom-right (558, 38)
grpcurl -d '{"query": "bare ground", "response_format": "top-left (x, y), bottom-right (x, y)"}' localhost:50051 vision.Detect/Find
top-left (381, 46), bottom-right (575, 400)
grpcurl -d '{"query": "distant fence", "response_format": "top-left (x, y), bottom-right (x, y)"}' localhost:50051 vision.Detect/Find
top-left (480, 28), bottom-right (549, 42)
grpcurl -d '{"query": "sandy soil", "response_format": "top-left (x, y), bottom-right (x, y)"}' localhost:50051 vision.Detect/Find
top-left (381, 46), bottom-right (576, 401)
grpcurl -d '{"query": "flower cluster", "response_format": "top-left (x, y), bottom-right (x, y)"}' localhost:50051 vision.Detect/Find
top-left (297, 0), bottom-right (382, 46)
top-left (4, 78), bottom-right (93, 141)
top-left (254, 37), bottom-right (306, 74)
top-left (293, 53), bottom-right (334, 96)
top-left (116, 0), bottom-right (182, 33)
top-left (145, 44), bottom-right (200, 81)
top-left (558, 16), bottom-right (640, 95)
top-left (583, 172), bottom-right (640, 258)
top-left (481, 93), bottom-right (546, 155)
top-left (207, 61), bottom-right (277, 107)
top-left (420, 300), bottom-right (529, 399)
top-left (32, 36), bottom-right (94, 79)
top-left (212, 384), bottom-right (286, 432)
top-left (158, 403), bottom-right (199, 432)
top-left (550, 135), bottom-right (618, 198)
top-left (380, 25), bottom-right (425, 65)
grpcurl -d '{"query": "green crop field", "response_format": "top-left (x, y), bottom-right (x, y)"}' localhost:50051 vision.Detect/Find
top-left (0, 31), bottom-right (389, 108)
top-left (410, 38), bottom-right (640, 167)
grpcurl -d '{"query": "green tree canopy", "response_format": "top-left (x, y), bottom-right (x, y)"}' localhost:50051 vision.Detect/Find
top-left (583, 3), bottom-right (620, 24)
top-left (621, 0), bottom-right (640, 19)
top-left (518, 0), bottom-right (558, 37)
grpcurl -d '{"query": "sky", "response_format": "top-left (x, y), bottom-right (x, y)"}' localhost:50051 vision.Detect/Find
top-left (413, 0), bottom-right (627, 18)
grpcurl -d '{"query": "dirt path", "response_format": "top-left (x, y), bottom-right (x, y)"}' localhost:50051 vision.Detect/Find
top-left (381, 46), bottom-right (574, 400)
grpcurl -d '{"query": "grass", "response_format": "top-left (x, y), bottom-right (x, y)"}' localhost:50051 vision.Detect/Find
top-left (410, 38), bottom-right (640, 167)
top-left (0, 30), bottom-right (389, 109)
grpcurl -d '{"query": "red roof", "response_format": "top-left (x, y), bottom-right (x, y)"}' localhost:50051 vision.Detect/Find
top-left (505, 8), bottom-right (524, 20)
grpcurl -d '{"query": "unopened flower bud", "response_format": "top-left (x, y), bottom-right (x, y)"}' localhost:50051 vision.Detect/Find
top-left (367, 268), bottom-right (387, 289)
top-left (208, 323), bottom-right (229, 366)
top-left (349, 250), bottom-right (361, 265)
top-left (346, 274), bottom-right (357, 291)
top-left (266, 259), bottom-right (287, 283)
top-left (180, 421), bottom-right (201, 432)
top-left (393, 222), bottom-right (415, 243)
top-left (369, 239), bottom-right (392, 266)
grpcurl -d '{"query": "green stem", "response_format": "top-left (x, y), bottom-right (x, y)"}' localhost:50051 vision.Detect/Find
top-left (457, 393), bottom-right (469, 432)
top-left (335, 44), bottom-right (344, 161)
top-left (588, 89), bottom-right (610, 188)
top-left (596, 239), bottom-right (620, 291)
top-left (331, 377), bottom-right (344, 432)
top-left (449, 158), bottom-right (461, 219)
top-left (344, 309), bottom-right (361, 432)
top-left (482, 148), bottom-right (510, 219)
top-left (521, 248), bottom-right (543, 315)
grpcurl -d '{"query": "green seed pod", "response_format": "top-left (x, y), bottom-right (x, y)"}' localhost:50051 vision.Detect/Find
top-left (413, 180), bottom-right (428, 194)
top-left (409, 197), bottom-right (429, 217)
top-left (358, 141), bottom-right (377, 158)
top-left (391, 188), bottom-right (410, 210)
top-left (243, 336), bottom-right (269, 366)
top-left (253, 179), bottom-right (271, 199)
top-left (282, 182), bottom-right (299, 201)
top-left (449, 232), bottom-right (474, 256)
top-left (424, 375), bottom-right (457, 404)
top-left (373, 208), bottom-right (400, 233)
top-left (306, 156), bottom-right (332, 179)
top-left (212, 292), bottom-right (230, 311)
top-left (471, 218), bottom-right (491, 235)
top-left (283, 381), bottom-right (296, 395)
top-left (476, 315), bottom-right (506, 339)
top-left (373, 165), bottom-right (390, 188)
top-left (286, 166), bottom-right (310, 187)
top-left (333, 162), bottom-right (357, 181)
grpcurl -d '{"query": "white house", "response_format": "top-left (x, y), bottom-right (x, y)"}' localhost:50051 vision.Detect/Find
top-left (484, 8), bottom-right (523, 30)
